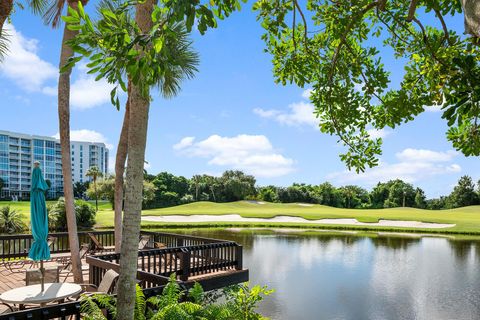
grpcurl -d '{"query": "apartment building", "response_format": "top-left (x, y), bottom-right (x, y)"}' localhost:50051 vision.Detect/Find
top-left (0, 130), bottom-right (108, 199)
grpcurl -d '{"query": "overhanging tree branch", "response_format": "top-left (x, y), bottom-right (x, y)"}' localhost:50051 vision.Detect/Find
top-left (433, 7), bottom-right (451, 45)
top-left (406, 0), bottom-right (418, 22)
top-left (329, 1), bottom-right (378, 82)
top-left (293, 0), bottom-right (308, 49)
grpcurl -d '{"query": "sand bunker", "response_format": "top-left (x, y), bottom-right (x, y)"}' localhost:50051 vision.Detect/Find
top-left (141, 214), bottom-right (455, 229)
top-left (246, 200), bottom-right (266, 205)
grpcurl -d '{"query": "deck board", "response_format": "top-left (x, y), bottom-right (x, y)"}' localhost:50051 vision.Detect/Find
top-left (0, 259), bottom-right (89, 313)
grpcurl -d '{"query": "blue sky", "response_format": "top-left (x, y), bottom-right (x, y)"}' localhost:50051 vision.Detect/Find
top-left (0, 4), bottom-right (478, 198)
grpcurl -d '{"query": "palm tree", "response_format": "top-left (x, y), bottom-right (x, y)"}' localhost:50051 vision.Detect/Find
top-left (0, 0), bottom-right (47, 61)
top-left (39, 0), bottom-right (89, 284)
top-left (116, 10), bottom-right (199, 320)
top-left (86, 166), bottom-right (103, 211)
top-left (0, 206), bottom-right (26, 234)
top-left (62, 2), bottom-right (199, 316)
top-left (113, 80), bottom-right (130, 252)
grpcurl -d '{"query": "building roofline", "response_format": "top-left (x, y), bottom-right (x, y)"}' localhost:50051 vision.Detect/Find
top-left (0, 130), bottom-right (107, 149)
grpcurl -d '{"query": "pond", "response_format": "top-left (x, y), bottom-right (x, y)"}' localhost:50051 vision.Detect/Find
top-left (172, 228), bottom-right (480, 320)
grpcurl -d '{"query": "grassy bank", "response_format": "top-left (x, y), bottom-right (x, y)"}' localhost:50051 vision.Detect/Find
top-left (2, 200), bottom-right (480, 235)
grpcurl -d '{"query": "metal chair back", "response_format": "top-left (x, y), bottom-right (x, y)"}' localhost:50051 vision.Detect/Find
top-left (97, 269), bottom-right (119, 294)
top-left (87, 233), bottom-right (104, 251)
top-left (138, 235), bottom-right (151, 250)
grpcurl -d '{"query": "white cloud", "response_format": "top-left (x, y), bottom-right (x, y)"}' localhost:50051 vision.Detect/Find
top-left (70, 76), bottom-right (115, 110)
top-left (327, 148), bottom-right (461, 185)
top-left (254, 88), bottom-right (320, 129)
top-left (144, 161), bottom-right (151, 170)
top-left (367, 128), bottom-right (390, 139)
top-left (40, 63), bottom-right (115, 110)
top-left (173, 137), bottom-right (195, 150)
top-left (301, 88), bottom-right (313, 99)
top-left (0, 24), bottom-right (56, 92)
top-left (254, 101), bottom-right (319, 129)
top-left (174, 134), bottom-right (295, 178)
top-left (53, 129), bottom-right (114, 150)
top-left (396, 148), bottom-right (457, 163)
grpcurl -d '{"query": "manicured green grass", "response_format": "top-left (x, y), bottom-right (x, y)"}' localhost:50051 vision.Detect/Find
top-left (135, 201), bottom-right (480, 234)
top-left (3, 200), bottom-right (480, 235)
top-left (0, 200), bottom-right (111, 224)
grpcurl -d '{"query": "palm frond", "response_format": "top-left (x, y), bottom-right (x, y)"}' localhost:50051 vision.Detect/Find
top-left (80, 295), bottom-right (107, 320)
top-left (42, 0), bottom-right (66, 28)
top-left (0, 29), bottom-right (10, 62)
top-left (134, 284), bottom-right (147, 320)
top-left (156, 22), bottom-right (199, 99)
top-left (27, 0), bottom-right (48, 15)
top-left (188, 282), bottom-right (205, 305)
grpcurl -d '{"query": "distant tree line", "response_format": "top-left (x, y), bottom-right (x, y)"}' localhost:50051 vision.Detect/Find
top-left (72, 171), bottom-right (480, 210)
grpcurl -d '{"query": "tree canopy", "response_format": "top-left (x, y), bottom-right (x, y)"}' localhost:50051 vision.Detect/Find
top-left (254, 0), bottom-right (480, 171)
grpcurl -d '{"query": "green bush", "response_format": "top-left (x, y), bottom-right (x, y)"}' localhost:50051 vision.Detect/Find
top-left (80, 275), bottom-right (273, 320)
top-left (0, 206), bottom-right (26, 234)
top-left (48, 198), bottom-right (96, 231)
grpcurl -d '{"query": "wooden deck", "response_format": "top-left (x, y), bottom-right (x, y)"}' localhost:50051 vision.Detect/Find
top-left (0, 258), bottom-right (89, 313)
top-left (0, 231), bottom-right (248, 319)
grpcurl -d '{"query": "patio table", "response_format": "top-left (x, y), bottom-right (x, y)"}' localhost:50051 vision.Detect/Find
top-left (0, 282), bottom-right (82, 309)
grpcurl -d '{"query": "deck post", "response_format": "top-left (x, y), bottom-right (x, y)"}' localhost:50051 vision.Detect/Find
top-left (235, 245), bottom-right (243, 270)
top-left (180, 249), bottom-right (191, 281)
top-left (177, 238), bottom-right (184, 247)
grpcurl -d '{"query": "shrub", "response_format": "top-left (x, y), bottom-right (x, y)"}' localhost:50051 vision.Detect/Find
top-left (48, 198), bottom-right (96, 231)
top-left (80, 275), bottom-right (272, 320)
top-left (0, 206), bottom-right (26, 234)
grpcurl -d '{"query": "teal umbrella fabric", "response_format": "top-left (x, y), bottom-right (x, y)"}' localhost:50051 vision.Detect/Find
top-left (28, 165), bottom-right (51, 261)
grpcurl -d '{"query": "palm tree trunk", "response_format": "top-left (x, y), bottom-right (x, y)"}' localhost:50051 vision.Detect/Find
top-left (211, 186), bottom-right (216, 202)
top-left (116, 2), bottom-right (154, 318)
top-left (0, 0), bottom-right (12, 33)
top-left (57, 1), bottom-right (83, 284)
top-left (114, 81), bottom-right (130, 252)
top-left (462, 0), bottom-right (480, 38)
top-left (94, 178), bottom-right (98, 211)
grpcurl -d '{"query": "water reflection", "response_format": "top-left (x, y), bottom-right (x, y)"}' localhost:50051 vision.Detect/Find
top-left (168, 229), bottom-right (480, 320)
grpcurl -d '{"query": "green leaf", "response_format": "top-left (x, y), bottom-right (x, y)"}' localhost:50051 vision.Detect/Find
top-left (153, 37), bottom-right (164, 53)
top-left (110, 86), bottom-right (118, 107)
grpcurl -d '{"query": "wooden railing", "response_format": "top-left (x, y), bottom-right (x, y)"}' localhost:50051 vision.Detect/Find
top-left (0, 230), bottom-right (227, 261)
top-left (87, 241), bottom-right (243, 288)
top-left (0, 232), bottom-right (247, 320)
top-left (0, 231), bottom-right (115, 260)
top-left (0, 285), bottom-right (169, 320)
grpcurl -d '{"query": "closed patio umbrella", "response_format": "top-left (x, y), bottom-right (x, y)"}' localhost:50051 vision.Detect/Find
top-left (28, 161), bottom-right (50, 292)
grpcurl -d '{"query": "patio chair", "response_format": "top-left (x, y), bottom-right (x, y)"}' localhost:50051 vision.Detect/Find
top-left (138, 235), bottom-right (151, 250)
top-left (60, 244), bottom-right (91, 281)
top-left (25, 266), bottom-right (61, 285)
top-left (154, 242), bottom-right (167, 249)
top-left (1, 237), bottom-right (58, 274)
top-left (87, 233), bottom-right (115, 253)
top-left (80, 269), bottom-right (119, 294)
top-left (0, 302), bottom-right (14, 314)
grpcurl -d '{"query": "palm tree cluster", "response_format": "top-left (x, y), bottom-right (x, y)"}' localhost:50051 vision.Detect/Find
top-left (0, 206), bottom-right (26, 234)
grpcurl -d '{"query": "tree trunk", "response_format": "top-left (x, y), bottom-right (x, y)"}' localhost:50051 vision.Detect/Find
top-left (114, 81), bottom-right (131, 252)
top-left (116, 1), bottom-right (153, 318)
top-left (0, 0), bottom-right (13, 34)
top-left (57, 1), bottom-right (83, 284)
top-left (94, 178), bottom-right (98, 211)
top-left (462, 0), bottom-right (480, 39)
top-left (211, 186), bottom-right (216, 202)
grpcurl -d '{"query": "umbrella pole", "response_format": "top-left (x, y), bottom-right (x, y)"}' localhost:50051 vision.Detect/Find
top-left (40, 259), bottom-right (45, 292)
